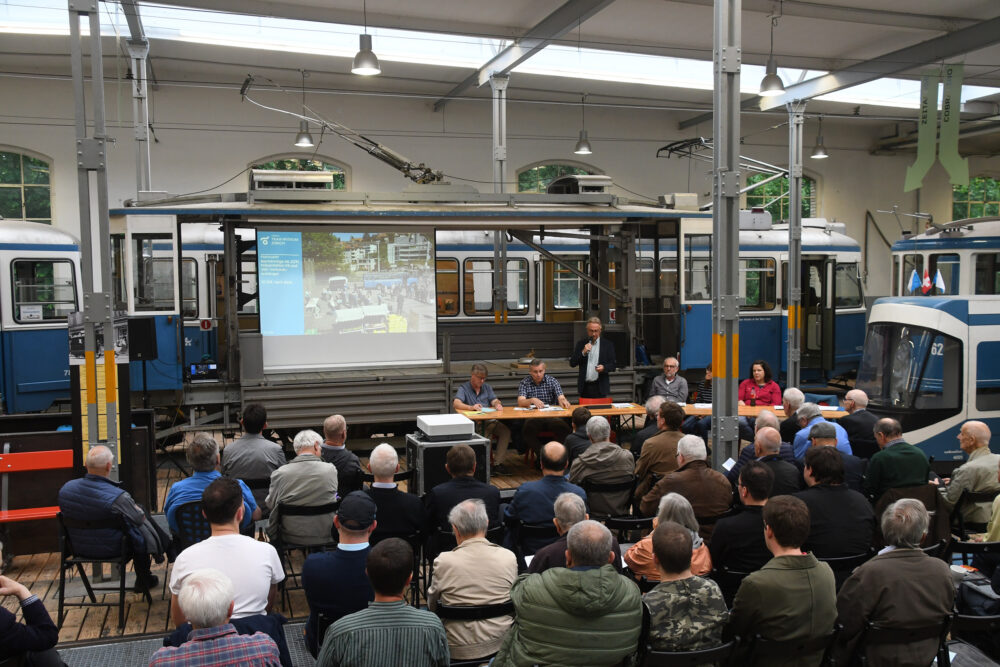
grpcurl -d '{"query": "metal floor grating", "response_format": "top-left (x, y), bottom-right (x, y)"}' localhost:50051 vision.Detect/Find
top-left (58, 622), bottom-right (315, 666)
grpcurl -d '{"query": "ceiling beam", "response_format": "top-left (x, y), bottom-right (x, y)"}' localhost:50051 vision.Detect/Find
top-left (432, 0), bottom-right (617, 112)
top-left (679, 14), bottom-right (1000, 130)
top-left (119, 0), bottom-right (146, 44)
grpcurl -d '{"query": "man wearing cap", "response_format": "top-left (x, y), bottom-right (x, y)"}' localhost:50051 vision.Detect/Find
top-left (808, 422), bottom-right (867, 493)
top-left (301, 492), bottom-right (378, 657)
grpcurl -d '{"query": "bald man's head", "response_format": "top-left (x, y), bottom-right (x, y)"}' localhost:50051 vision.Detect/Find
top-left (540, 442), bottom-right (569, 474)
top-left (959, 420), bottom-right (992, 454)
top-left (754, 426), bottom-right (782, 456)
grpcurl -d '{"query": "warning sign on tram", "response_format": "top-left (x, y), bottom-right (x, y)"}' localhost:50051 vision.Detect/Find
top-left (199, 319), bottom-right (214, 331)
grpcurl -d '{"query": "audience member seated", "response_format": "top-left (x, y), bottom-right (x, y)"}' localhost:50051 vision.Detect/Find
top-left (779, 388), bottom-right (805, 445)
top-left (528, 493), bottom-right (622, 574)
top-left (320, 414), bottom-right (363, 494)
top-left (166, 478), bottom-right (288, 666)
top-left (726, 410), bottom-right (797, 485)
top-left (738, 359), bottom-right (782, 408)
top-left (753, 427), bottom-right (802, 495)
top-left (639, 435), bottom-right (732, 541)
top-left (301, 492), bottom-right (377, 657)
top-left (632, 395), bottom-right (665, 460)
top-left (58, 445), bottom-right (168, 594)
top-left (0, 539), bottom-right (63, 667)
top-left (837, 389), bottom-right (879, 460)
top-left (563, 407), bottom-right (593, 463)
top-left (150, 568), bottom-right (280, 667)
top-left (427, 499), bottom-right (517, 662)
top-left (643, 521), bottom-right (728, 653)
top-left (728, 496), bottom-right (836, 667)
top-left (681, 367), bottom-right (712, 439)
top-left (493, 521), bottom-right (642, 667)
top-left (265, 429), bottom-right (338, 547)
top-left (365, 443), bottom-right (425, 543)
top-left (626, 492), bottom-right (711, 580)
top-left (649, 357), bottom-right (688, 404)
top-left (863, 418), bottom-right (930, 501)
top-left (317, 538), bottom-right (449, 667)
top-left (423, 443), bottom-right (501, 537)
top-left (970, 457), bottom-right (1000, 576)
top-left (164, 432), bottom-right (260, 534)
top-left (792, 402), bottom-right (851, 460)
top-left (710, 461), bottom-right (774, 575)
top-left (808, 422), bottom-right (867, 493)
top-left (504, 442), bottom-right (586, 555)
top-left (569, 416), bottom-right (635, 516)
top-left (834, 499), bottom-right (954, 666)
top-left (634, 400), bottom-right (686, 500)
top-left (794, 446), bottom-right (875, 558)
top-left (221, 403), bottom-right (286, 511)
top-left (937, 421), bottom-right (1000, 524)
top-left (453, 363), bottom-right (512, 474)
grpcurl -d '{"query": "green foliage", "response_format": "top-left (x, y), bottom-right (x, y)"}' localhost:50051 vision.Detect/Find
top-left (517, 163), bottom-right (592, 193)
top-left (301, 232), bottom-right (345, 271)
top-left (253, 158), bottom-right (346, 189)
top-left (952, 176), bottom-right (1000, 221)
top-left (745, 173), bottom-right (815, 221)
top-left (0, 152), bottom-right (51, 224)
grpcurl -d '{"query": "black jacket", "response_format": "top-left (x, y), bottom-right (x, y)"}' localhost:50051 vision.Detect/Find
top-left (366, 486), bottom-right (426, 541)
top-left (759, 455), bottom-right (804, 496)
top-left (709, 505), bottom-right (771, 573)
top-left (838, 409), bottom-right (880, 461)
top-left (794, 484), bottom-right (875, 558)
top-left (779, 410), bottom-right (800, 445)
top-left (423, 474), bottom-right (501, 534)
top-left (569, 336), bottom-right (617, 397)
top-left (564, 426), bottom-right (592, 463)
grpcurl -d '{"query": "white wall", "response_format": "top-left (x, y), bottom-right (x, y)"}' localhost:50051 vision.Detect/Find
top-left (2, 75), bottom-right (997, 296)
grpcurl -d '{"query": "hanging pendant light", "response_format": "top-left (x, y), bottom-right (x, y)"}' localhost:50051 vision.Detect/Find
top-left (574, 94), bottom-right (592, 155)
top-left (293, 70), bottom-right (314, 148)
top-left (759, 14), bottom-right (785, 97)
top-left (352, 0), bottom-right (381, 75)
top-left (811, 115), bottom-right (829, 159)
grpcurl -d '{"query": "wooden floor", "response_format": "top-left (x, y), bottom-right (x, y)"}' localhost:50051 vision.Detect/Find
top-left (2, 443), bottom-right (544, 646)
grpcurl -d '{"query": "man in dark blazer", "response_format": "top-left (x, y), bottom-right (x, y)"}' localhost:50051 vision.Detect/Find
top-left (365, 443), bottom-right (425, 543)
top-left (838, 389), bottom-right (879, 460)
top-left (569, 317), bottom-right (617, 399)
top-left (779, 388), bottom-right (805, 445)
top-left (754, 427), bottom-right (803, 495)
top-left (710, 461), bottom-right (774, 582)
top-left (563, 407), bottom-right (593, 463)
top-left (808, 422), bottom-right (867, 492)
top-left (424, 443), bottom-right (501, 534)
top-left (795, 446), bottom-right (874, 559)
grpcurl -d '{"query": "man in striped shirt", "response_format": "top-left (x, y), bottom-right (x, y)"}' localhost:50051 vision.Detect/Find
top-left (518, 359), bottom-right (571, 457)
top-left (316, 538), bottom-right (449, 667)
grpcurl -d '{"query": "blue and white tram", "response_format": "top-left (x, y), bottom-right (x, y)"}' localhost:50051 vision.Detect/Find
top-left (889, 217), bottom-right (1000, 297)
top-left (0, 220), bottom-right (82, 413)
top-left (857, 295), bottom-right (1000, 462)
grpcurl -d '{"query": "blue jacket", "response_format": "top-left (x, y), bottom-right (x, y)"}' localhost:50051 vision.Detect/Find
top-left (58, 474), bottom-right (146, 558)
top-left (163, 470), bottom-right (257, 532)
top-left (792, 417), bottom-right (852, 459)
top-left (504, 475), bottom-right (587, 554)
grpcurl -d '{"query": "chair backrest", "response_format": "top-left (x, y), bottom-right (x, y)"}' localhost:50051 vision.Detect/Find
top-left (58, 512), bottom-right (128, 558)
top-left (278, 501), bottom-right (340, 517)
top-left (360, 469), bottom-right (415, 485)
top-left (604, 516), bottom-right (654, 532)
top-left (434, 600), bottom-right (515, 621)
top-left (642, 640), bottom-right (737, 667)
top-left (858, 617), bottom-right (951, 664)
top-left (243, 478), bottom-right (271, 491)
top-left (818, 550), bottom-right (875, 590)
top-left (920, 539), bottom-right (949, 559)
top-left (747, 627), bottom-right (840, 664)
top-left (950, 539), bottom-right (1000, 556)
top-left (951, 613), bottom-right (1000, 635)
top-left (710, 566), bottom-right (752, 607)
top-left (174, 501), bottom-right (212, 550)
top-left (517, 521), bottom-right (560, 543)
top-left (581, 476), bottom-right (637, 495)
top-left (954, 489), bottom-right (1000, 537)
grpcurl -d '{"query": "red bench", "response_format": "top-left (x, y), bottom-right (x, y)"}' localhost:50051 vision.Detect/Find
top-left (0, 449), bottom-right (74, 523)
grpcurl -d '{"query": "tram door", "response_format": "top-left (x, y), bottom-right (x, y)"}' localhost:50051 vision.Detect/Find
top-left (800, 257), bottom-right (835, 371)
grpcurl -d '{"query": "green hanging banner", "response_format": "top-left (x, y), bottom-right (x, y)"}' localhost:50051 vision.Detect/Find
top-left (939, 63), bottom-right (969, 188)
top-left (904, 73), bottom-right (939, 193)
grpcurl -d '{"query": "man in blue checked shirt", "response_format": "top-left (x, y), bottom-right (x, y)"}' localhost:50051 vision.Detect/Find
top-left (454, 363), bottom-right (513, 474)
top-left (518, 359), bottom-right (571, 457)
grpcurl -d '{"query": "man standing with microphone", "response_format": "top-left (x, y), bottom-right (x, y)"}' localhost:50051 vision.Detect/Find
top-left (570, 317), bottom-right (617, 399)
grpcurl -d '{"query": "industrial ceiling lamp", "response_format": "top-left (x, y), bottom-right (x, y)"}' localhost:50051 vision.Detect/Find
top-left (574, 94), bottom-right (592, 155)
top-left (759, 12), bottom-right (785, 97)
top-left (293, 70), bottom-right (314, 148)
top-left (352, 0), bottom-right (381, 76)
top-left (811, 115), bottom-right (829, 159)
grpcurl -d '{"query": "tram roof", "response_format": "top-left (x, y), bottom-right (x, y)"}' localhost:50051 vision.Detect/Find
top-left (891, 217), bottom-right (1000, 251)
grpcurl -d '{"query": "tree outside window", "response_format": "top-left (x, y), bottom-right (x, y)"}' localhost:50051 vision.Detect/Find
top-left (251, 157), bottom-right (347, 189)
top-left (0, 150), bottom-right (51, 224)
top-left (745, 173), bottom-right (815, 221)
top-left (952, 176), bottom-right (1000, 220)
top-left (517, 162), bottom-right (596, 193)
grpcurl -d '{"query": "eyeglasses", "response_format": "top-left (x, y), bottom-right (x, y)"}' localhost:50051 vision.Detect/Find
top-left (665, 364), bottom-right (679, 368)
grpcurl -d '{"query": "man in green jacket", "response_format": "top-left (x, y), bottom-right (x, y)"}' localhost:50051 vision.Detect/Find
top-left (493, 520), bottom-right (642, 667)
top-left (729, 495), bottom-right (837, 667)
top-left (863, 418), bottom-right (931, 501)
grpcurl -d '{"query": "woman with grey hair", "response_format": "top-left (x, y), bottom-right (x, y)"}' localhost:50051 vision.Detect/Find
top-left (625, 492), bottom-right (711, 580)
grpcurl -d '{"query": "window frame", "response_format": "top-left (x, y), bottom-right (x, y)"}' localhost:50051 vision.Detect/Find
top-left (552, 259), bottom-right (584, 310)
top-left (515, 160), bottom-right (602, 193)
top-left (834, 262), bottom-right (863, 309)
top-left (974, 252), bottom-right (1000, 295)
top-left (744, 172), bottom-right (817, 220)
top-left (435, 257), bottom-right (460, 317)
top-left (249, 154), bottom-right (351, 190)
top-left (149, 257), bottom-right (198, 319)
top-left (0, 148), bottom-right (53, 225)
top-left (739, 257), bottom-right (777, 312)
top-left (10, 257), bottom-right (78, 324)
top-left (462, 257), bottom-right (530, 316)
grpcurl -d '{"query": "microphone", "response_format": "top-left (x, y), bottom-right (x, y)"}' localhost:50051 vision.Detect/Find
top-left (240, 74), bottom-right (254, 97)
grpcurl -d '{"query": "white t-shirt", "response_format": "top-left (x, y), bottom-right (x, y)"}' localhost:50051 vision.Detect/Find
top-left (169, 534), bottom-right (284, 619)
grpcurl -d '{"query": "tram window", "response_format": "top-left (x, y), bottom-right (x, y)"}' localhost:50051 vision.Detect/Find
top-left (554, 260), bottom-right (582, 309)
top-left (901, 254), bottom-right (924, 295)
top-left (835, 263), bottom-right (863, 308)
top-left (858, 323), bottom-right (961, 412)
top-left (636, 258), bottom-right (655, 300)
top-left (462, 258), bottom-right (528, 316)
top-left (149, 258), bottom-right (198, 318)
top-left (976, 342), bottom-right (1000, 411)
top-left (659, 258), bottom-right (678, 295)
top-left (974, 253), bottom-right (1000, 295)
top-left (436, 258), bottom-right (459, 316)
top-left (928, 254), bottom-right (960, 295)
top-left (684, 234), bottom-right (711, 301)
top-left (739, 259), bottom-right (776, 311)
top-left (11, 259), bottom-right (76, 322)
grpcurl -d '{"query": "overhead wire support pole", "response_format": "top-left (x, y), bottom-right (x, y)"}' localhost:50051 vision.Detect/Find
top-left (490, 75), bottom-right (510, 323)
top-left (786, 102), bottom-right (806, 389)
top-left (709, 0), bottom-right (741, 471)
top-left (120, 0), bottom-right (151, 196)
top-left (68, 0), bottom-right (119, 477)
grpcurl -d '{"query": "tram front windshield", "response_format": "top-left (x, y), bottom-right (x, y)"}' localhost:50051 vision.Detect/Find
top-left (856, 323), bottom-right (962, 431)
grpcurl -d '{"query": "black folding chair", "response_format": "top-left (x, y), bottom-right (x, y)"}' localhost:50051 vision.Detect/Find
top-left (642, 640), bottom-right (738, 667)
top-left (173, 501), bottom-right (211, 551)
top-left (710, 566), bottom-right (752, 607)
top-left (360, 469), bottom-right (415, 488)
top-left (58, 512), bottom-right (150, 631)
top-left (853, 617), bottom-right (952, 667)
top-left (818, 550), bottom-right (874, 591)
top-left (948, 538), bottom-right (1000, 566)
top-left (920, 538), bottom-right (950, 559)
top-left (949, 613), bottom-right (1000, 661)
top-left (369, 529), bottom-right (423, 604)
top-left (953, 490), bottom-right (1000, 540)
top-left (513, 520), bottom-right (561, 570)
top-left (580, 476), bottom-right (638, 519)
top-left (604, 515), bottom-right (654, 543)
top-left (744, 626), bottom-right (841, 667)
top-left (272, 500), bottom-right (340, 610)
top-left (433, 601), bottom-right (516, 666)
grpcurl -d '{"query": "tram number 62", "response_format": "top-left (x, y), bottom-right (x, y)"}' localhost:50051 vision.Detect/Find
top-left (930, 343), bottom-right (944, 356)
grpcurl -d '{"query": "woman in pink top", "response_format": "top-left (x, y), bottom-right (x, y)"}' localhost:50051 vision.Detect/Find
top-left (738, 359), bottom-right (781, 407)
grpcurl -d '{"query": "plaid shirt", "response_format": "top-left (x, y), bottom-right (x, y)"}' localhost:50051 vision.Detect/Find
top-left (518, 374), bottom-right (564, 405)
top-left (149, 624), bottom-right (281, 667)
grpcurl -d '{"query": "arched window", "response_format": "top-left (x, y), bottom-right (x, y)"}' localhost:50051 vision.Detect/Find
top-left (0, 149), bottom-right (51, 224)
top-left (745, 173), bottom-right (816, 221)
top-left (250, 155), bottom-right (349, 190)
top-left (517, 161), bottom-right (601, 193)
top-left (953, 176), bottom-right (1000, 219)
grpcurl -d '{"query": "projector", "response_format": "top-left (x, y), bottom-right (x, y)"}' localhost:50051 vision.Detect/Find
top-left (416, 414), bottom-right (475, 442)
